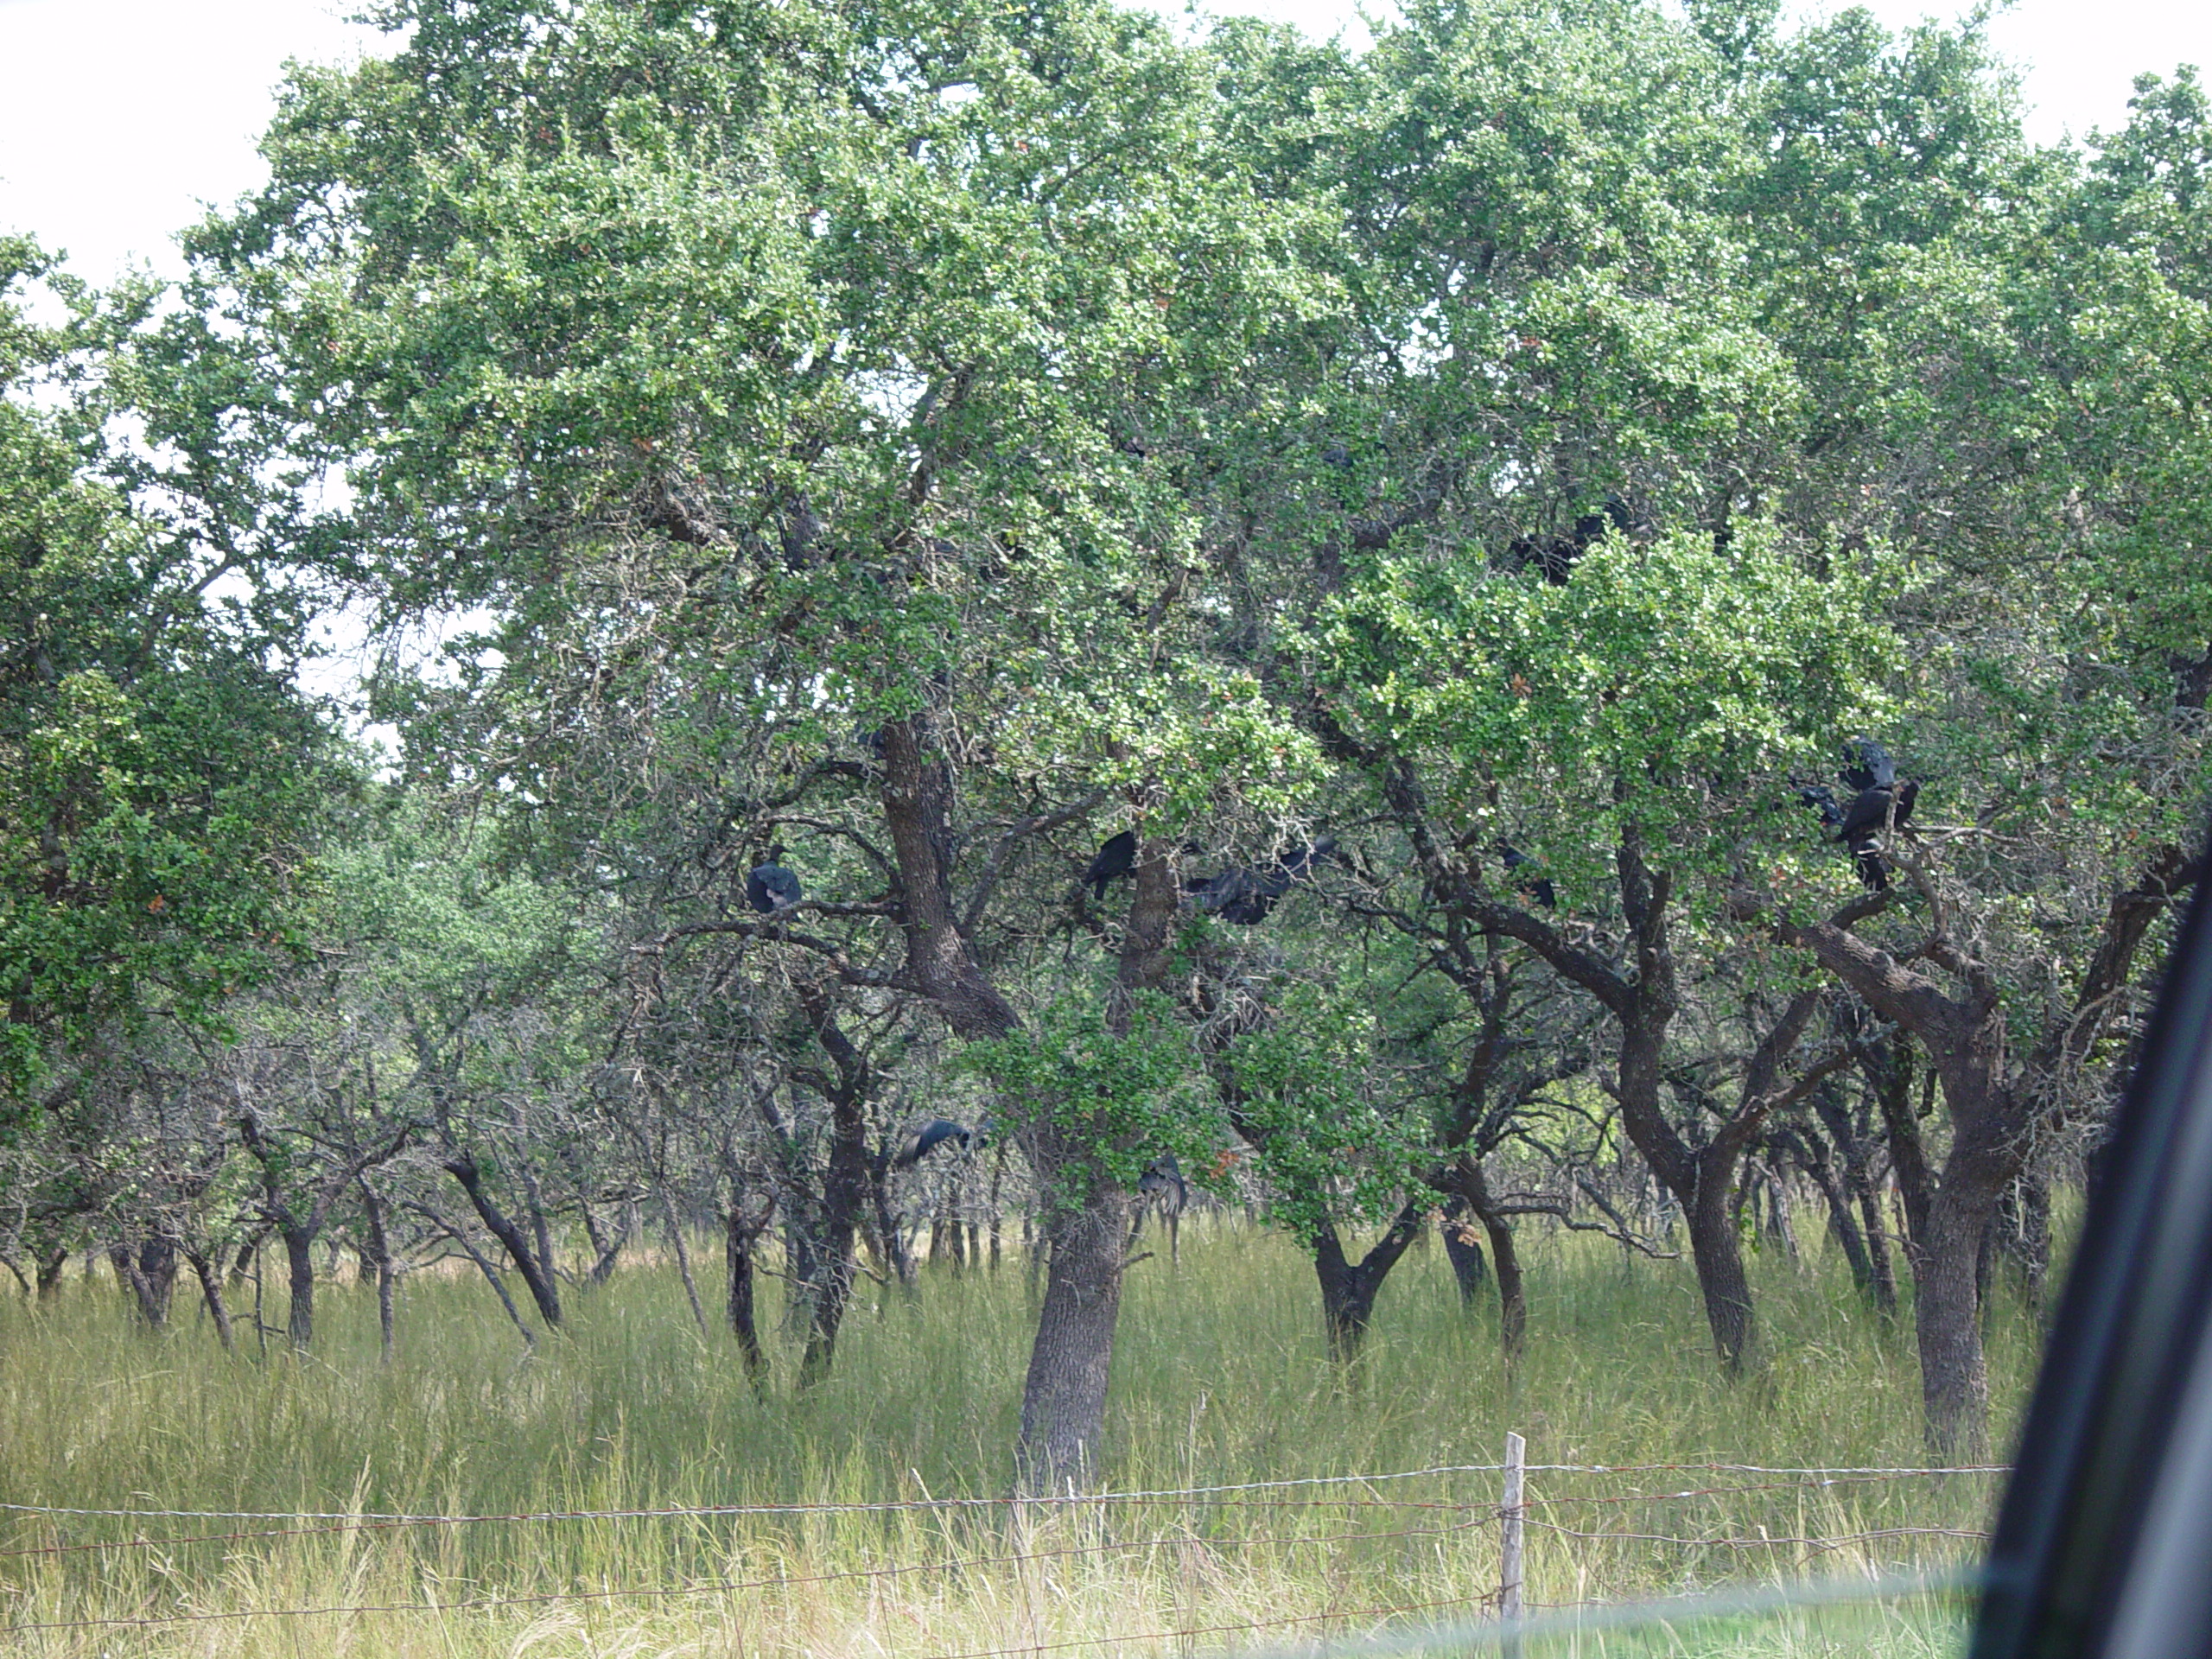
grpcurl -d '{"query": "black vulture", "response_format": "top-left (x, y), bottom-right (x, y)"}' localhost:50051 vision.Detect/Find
top-left (1498, 843), bottom-right (1557, 910)
top-left (1190, 867), bottom-right (1276, 925)
top-left (891, 1118), bottom-right (973, 1170)
top-left (1084, 830), bottom-right (1137, 900)
top-left (1796, 784), bottom-right (1846, 829)
top-left (1136, 1154), bottom-right (1191, 1262)
top-left (1250, 836), bottom-right (1341, 901)
top-left (1509, 494), bottom-right (1635, 586)
top-left (1137, 1154), bottom-right (1188, 1211)
top-left (746, 845), bottom-right (804, 913)
top-left (1835, 778), bottom-right (1919, 890)
top-left (1840, 737), bottom-right (1896, 793)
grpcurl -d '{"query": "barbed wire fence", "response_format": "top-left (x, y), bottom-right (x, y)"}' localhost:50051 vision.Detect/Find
top-left (0, 1443), bottom-right (2000, 1652)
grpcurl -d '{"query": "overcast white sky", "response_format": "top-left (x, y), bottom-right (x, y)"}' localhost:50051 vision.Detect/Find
top-left (2, 0), bottom-right (2208, 290)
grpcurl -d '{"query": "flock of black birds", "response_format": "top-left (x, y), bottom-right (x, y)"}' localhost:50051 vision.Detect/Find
top-left (740, 738), bottom-right (1914, 938)
top-left (1081, 832), bottom-right (1344, 925)
top-left (759, 737), bottom-right (1917, 1190)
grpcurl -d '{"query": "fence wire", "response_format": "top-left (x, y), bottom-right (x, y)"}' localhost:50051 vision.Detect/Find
top-left (0, 1459), bottom-right (1999, 1649)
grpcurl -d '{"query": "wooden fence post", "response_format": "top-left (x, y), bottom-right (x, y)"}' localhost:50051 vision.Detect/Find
top-left (1501, 1430), bottom-right (1526, 1653)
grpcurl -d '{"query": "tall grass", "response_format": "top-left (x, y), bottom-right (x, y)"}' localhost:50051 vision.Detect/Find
top-left (0, 1212), bottom-right (2027, 1656)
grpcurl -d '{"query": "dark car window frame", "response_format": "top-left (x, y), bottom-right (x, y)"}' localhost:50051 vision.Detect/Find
top-left (1974, 853), bottom-right (2212, 1657)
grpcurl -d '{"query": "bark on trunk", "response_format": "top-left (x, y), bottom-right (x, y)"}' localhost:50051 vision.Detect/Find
top-left (444, 1154), bottom-right (563, 1328)
top-left (1478, 1202), bottom-right (1527, 1357)
top-left (362, 1185), bottom-right (397, 1363)
top-left (1012, 820), bottom-right (1180, 1494)
top-left (1440, 1201), bottom-right (1489, 1304)
top-left (725, 1199), bottom-right (768, 1395)
top-left (184, 1247), bottom-right (234, 1352)
top-left (1688, 1144), bottom-right (1758, 1374)
top-left (115, 1236), bottom-right (178, 1329)
top-left (1916, 1166), bottom-right (2005, 1455)
top-left (281, 1224), bottom-right (315, 1350)
top-left (1312, 1202), bottom-right (1427, 1360)
top-left (1015, 1179), bottom-right (1133, 1494)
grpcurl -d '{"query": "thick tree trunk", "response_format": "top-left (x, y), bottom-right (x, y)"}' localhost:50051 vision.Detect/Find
top-left (281, 1224), bottom-right (315, 1350)
top-left (1688, 1145), bottom-right (1758, 1374)
top-left (790, 988), bottom-right (875, 1384)
top-left (725, 1200), bottom-right (768, 1395)
top-left (1016, 1179), bottom-right (1133, 1494)
top-left (1312, 1202), bottom-right (1427, 1361)
top-left (1915, 1172), bottom-right (2004, 1456)
top-left (1011, 816), bottom-right (1180, 1493)
top-left (1440, 1201), bottom-right (1489, 1304)
top-left (35, 1243), bottom-right (67, 1301)
top-left (799, 1210), bottom-right (856, 1384)
top-left (114, 1236), bottom-right (178, 1329)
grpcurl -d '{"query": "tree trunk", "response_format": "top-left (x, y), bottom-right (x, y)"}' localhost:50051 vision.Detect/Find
top-left (662, 1191), bottom-right (708, 1336)
top-left (1440, 1201), bottom-right (1489, 1304)
top-left (791, 986), bottom-right (874, 1384)
top-left (582, 1200), bottom-right (629, 1286)
top-left (798, 1206), bottom-right (856, 1384)
top-left (1312, 1202), bottom-right (1427, 1360)
top-left (1789, 1125), bottom-right (1876, 1297)
top-left (114, 1236), bottom-right (178, 1329)
top-left (1915, 1165), bottom-right (2005, 1456)
top-left (1812, 1083), bottom-right (1897, 1314)
top-left (1015, 1179), bottom-right (1133, 1494)
top-left (1480, 1202), bottom-right (1528, 1357)
top-left (281, 1223), bottom-right (315, 1350)
top-left (35, 1243), bottom-right (67, 1301)
top-left (519, 1165), bottom-right (558, 1300)
top-left (725, 1198), bottom-right (768, 1395)
top-left (1688, 1143), bottom-right (1758, 1374)
top-left (362, 1185), bottom-right (397, 1363)
top-left (183, 1246), bottom-right (234, 1352)
top-left (444, 1154), bottom-right (563, 1328)
top-left (1762, 1164), bottom-right (1801, 1262)
top-left (1452, 1159), bottom-right (1526, 1357)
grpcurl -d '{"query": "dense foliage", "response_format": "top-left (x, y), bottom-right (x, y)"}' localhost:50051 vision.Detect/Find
top-left (3, 0), bottom-right (2207, 1473)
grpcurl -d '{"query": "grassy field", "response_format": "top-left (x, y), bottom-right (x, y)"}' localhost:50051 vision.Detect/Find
top-left (0, 1212), bottom-right (2031, 1656)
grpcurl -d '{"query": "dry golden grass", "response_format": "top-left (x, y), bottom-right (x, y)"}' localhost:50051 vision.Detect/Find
top-left (0, 1212), bottom-right (2015, 1656)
